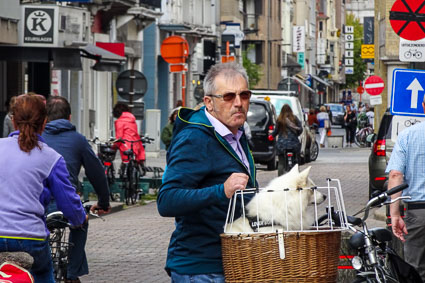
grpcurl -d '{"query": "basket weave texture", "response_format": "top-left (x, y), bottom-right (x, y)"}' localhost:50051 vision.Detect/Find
top-left (221, 230), bottom-right (341, 283)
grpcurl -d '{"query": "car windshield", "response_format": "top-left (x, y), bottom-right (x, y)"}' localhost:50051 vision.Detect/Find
top-left (328, 104), bottom-right (343, 112)
top-left (268, 97), bottom-right (293, 116)
top-left (247, 103), bottom-right (269, 130)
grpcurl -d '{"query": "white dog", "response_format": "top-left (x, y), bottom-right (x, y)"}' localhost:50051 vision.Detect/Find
top-left (226, 165), bottom-right (326, 233)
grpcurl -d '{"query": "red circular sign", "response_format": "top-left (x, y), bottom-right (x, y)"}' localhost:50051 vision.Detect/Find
top-left (364, 76), bottom-right (385, 96)
top-left (390, 0), bottom-right (425, 41)
top-left (357, 86), bottom-right (365, 94)
top-left (160, 36), bottom-right (189, 64)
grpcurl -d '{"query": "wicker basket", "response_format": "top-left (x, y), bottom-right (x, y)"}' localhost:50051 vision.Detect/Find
top-left (221, 230), bottom-right (341, 283)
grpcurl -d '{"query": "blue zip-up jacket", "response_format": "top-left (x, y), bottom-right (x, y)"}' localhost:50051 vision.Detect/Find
top-left (42, 119), bottom-right (110, 209)
top-left (0, 132), bottom-right (86, 240)
top-left (157, 106), bottom-right (257, 275)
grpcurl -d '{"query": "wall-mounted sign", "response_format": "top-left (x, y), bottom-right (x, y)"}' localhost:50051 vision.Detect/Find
top-left (345, 25), bottom-right (354, 74)
top-left (293, 26), bottom-right (305, 53)
top-left (345, 25), bottom-right (354, 33)
top-left (361, 44), bottom-right (375, 59)
top-left (345, 34), bottom-right (354, 41)
top-left (345, 59), bottom-right (354, 66)
top-left (399, 38), bottom-right (425, 62)
top-left (23, 7), bottom-right (54, 44)
top-left (364, 17), bottom-right (375, 44)
top-left (297, 52), bottom-right (305, 69)
top-left (345, 67), bottom-right (354, 74)
top-left (345, 50), bottom-right (354, 57)
top-left (222, 23), bottom-right (245, 48)
top-left (345, 42), bottom-right (354, 49)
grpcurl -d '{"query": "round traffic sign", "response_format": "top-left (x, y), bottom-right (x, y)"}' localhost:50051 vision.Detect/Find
top-left (115, 70), bottom-right (148, 101)
top-left (364, 76), bottom-right (385, 96)
top-left (160, 36), bottom-right (189, 64)
top-left (357, 86), bottom-right (365, 94)
top-left (390, 0), bottom-right (425, 41)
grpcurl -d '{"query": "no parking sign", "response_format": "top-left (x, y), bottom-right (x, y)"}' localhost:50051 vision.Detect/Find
top-left (389, 0), bottom-right (425, 41)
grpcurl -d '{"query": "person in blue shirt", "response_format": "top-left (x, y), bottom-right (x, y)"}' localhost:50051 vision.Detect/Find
top-left (386, 95), bottom-right (425, 280)
top-left (42, 96), bottom-right (111, 283)
top-left (157, 62), bottom-right (257, 282)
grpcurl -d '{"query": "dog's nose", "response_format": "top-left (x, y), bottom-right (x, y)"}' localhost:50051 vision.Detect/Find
top-left (323, 195), bottom-right (327, 201)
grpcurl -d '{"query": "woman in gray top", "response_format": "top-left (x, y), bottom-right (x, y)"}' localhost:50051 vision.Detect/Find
top-left (3, 96), bottom-right (16, 137)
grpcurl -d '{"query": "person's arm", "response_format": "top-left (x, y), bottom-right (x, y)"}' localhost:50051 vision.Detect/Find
top-left (115, 120), bottom-right (129, 152)
top-left (388, 170), bottom-right (407, 242)
top-left (386, 133), bottom-right (408, 242)
top-left (293, 117), bottom-right (303, 136)
top-left (157, 129), bottom-right (248, 217)
top-left (80, 138), bottom-right (111, 213)
top-left (46, 157), bottom-right (86, 226)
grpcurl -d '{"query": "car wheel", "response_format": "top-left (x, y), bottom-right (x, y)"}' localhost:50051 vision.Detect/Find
top-left (267, 158), bottom-right (277, 170)
top-left (309, 141), bottom-right (319, 161)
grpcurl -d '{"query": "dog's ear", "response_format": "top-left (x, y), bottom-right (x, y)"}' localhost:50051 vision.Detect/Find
top-left (289, 164), bottom-right (299, 174)
top-left (297, 166), bottom-right (312, 187)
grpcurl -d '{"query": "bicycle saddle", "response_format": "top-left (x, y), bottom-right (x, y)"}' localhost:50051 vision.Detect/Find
top-left (46, 212), bottom-right (69, 230)
top-left (123, 150), bottom-right (133, 156)
top-left (349, 227), bottom-right (392, 249)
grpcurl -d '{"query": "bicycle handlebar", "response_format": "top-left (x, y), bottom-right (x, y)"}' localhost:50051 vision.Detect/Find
top-left (116, 137), bottom-right (155, 144)
top-left (362, 183), bottom-right (408, 221)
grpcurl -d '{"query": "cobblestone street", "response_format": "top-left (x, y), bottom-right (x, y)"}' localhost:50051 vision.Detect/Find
top-left (82, 147), bottom-right (383, 282)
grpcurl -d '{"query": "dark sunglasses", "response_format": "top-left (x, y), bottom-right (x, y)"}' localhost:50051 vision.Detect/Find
top-left (207, 90), bottom-right (252, 102)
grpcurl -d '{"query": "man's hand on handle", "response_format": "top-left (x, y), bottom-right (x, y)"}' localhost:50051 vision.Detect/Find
top-left (91, 203), bottom-right (112, 216)
top-left (224, 173), bottom-right (249, 199)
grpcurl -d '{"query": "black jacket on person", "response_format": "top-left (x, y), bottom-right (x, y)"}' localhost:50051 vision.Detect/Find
top-left (272, 116), bottom-right (303, 153)
top-left (42, 119), bottom-right (110, 210)
top-left (344, 112), bottom-right (357, 129)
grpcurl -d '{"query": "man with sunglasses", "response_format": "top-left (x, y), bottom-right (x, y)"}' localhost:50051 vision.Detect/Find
top-left (158, 62), bottom-right (257, 282)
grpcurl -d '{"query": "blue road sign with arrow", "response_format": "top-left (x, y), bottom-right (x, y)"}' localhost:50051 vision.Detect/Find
top-left (391, 68), bottom-right (425, 117)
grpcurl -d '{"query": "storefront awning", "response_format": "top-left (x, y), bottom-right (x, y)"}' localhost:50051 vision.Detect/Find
top-left (0, 46), bottom-right (82, 70)
top-left (80, 44), bottom-right (126, 72)
top-left (81, 44), bottom-right (126, 61)
top-left (0, 44), bottom-right (126, 71)
top-left (291, 76), bottom-right (315, 93)
top-left (312, 75), bottom-right (333, 88)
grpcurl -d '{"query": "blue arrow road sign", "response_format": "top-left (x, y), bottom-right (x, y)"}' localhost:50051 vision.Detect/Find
top-left (391, 69), bottom-right (425, 117)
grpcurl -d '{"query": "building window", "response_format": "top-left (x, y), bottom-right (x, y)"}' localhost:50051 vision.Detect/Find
top-left (244, 42), bottom-right (263, 64)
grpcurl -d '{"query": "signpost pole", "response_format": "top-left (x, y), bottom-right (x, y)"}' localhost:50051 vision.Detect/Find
top-left (129, 58), bottom-right (135, 110)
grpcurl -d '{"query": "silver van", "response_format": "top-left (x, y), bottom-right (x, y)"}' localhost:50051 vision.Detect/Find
top-left (251, 90), bottom-right (319, 163)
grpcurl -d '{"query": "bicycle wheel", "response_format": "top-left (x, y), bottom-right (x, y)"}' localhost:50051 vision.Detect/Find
top-left (124, 166), bottom-right (133, 205)
top-left (354, 130), bottom-right (366, 148)
top-left (49, 228), bottom-right (70, 282)
top-left (107, 166), bottom-right (116, 201)
top-left (130, 166), bottom-right (139, 205)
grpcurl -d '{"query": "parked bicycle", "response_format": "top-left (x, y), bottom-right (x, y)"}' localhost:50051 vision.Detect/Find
top-left (46, 203), bottom-right (101, 282)
top-left (317, 183), bottom-right (423, 283)
top-left (117, 137), bottom-right (154, 205)
top-left (91, 137), bottom-right (119, 201)
top-left (355, 124), bottom-right (374, 148)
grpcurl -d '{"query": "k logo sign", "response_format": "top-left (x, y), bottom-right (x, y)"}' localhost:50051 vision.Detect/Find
top-left (24, 7), bottom-right (54, 44)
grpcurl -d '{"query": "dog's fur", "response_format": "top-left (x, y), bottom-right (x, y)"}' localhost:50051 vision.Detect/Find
top-left (227, 165), bottom-right (326, 233)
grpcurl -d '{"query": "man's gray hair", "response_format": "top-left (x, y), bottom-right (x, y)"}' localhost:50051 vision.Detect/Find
top-left (203, 62), bottom-right (249, 95)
